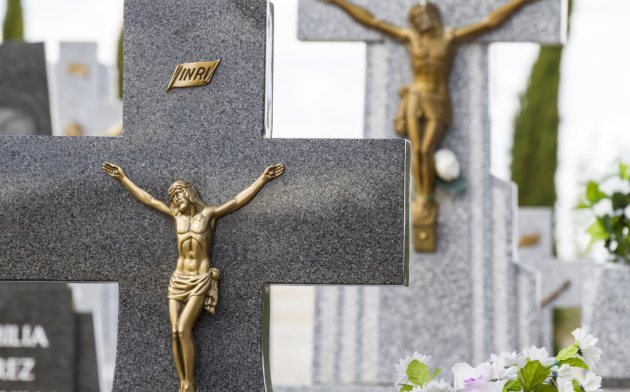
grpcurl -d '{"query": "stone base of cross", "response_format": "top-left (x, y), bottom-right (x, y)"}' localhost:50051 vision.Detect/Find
top-left (294, 0), bottom-right (564, 386)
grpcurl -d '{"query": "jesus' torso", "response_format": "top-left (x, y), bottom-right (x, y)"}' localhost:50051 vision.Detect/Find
top-left (405, 31), bottom-right (454, 97)
top-left (174, 207), bottom-right (216, 275)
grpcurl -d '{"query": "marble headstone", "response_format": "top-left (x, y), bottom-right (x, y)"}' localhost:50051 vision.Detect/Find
top-left (0, 0), bottom-right (409, 391)
top-left (51, 42), bottom-right (123, 136)
top-left (293, 0), bottom-right (564, 387)
top-left (0, 42), bottom-right (52, 135)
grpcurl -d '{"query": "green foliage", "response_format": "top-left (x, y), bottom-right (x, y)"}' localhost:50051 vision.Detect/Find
top-left (578, 162), bottom-right (630, 263)
top-left (2, 0), bottom-right (24, 41)
top-left (556, 342), bottom-right (579, 361)
top-left (504, 379), bottom-right (523, 392)
top-left (117, 29), bottom-right (123, 99)
top-left (407, 360), bottom-right (431, 386)
top-left (510, 45), bottom-right (562, 207)
top-left (399, 359), bottom-right (441, 391)
top-left (572, 379), bottom-right (583, 392)
top-left (518, 361), bottom-right (551, 392)
top-left (558, 358), bottom-right (589, 370)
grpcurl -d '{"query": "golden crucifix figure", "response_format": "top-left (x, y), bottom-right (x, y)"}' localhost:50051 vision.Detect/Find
top-left (102, 162), bottom-right (285, 392)
top-left (324, 0), bottom-right (538, 251)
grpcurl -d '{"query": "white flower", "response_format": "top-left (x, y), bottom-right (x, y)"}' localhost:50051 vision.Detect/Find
top-left (593, 198), bottom-right (613, 217)
top-left (421, 379), bottom-right (455, 392)
top-left (575, 372), bottom-right (602, 392)
top-left (460, 377), bottom-right (507, 392)
top-left (572, 329), bottom-right (603, 371)
top-left (522, 346), bottom-right (555, 367)
top-left (490, 351), bottom-right (523, 368)
top-left (435, 149), bottom-right (460, 182)
top-left (488, 351), bottom-right (522, 381)
top-left (625, 205), bottom-right (630, 219)
top-left (555, 364), bottom-right (574, 379)
top-left (396, 352), bottom-right (432, 384)
top-left (599, 177), bottom-right (630, 195)
top-left (557, 376), bottom-right (575, 392)
top-left (452, 363), bottom-right (492, 390)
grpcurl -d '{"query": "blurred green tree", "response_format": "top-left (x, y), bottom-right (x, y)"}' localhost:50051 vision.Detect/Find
top-left (511, 1), bottom-right (573, 207)
top-left (510, 46), bottom-right (561, 207)
top-left (2, 0), bottom-right (24, 41)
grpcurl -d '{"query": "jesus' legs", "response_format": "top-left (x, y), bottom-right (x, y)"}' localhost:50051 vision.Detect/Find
top-left (176, 295), bottom-right (205, 392)
top-left (169, 299), bottom-right (186, 391)
top-left (420, 119), bottom-right (446, 197)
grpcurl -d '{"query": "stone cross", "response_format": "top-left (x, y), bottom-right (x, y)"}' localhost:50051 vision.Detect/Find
top-left (0, 42), bottom-right (52, 136)
top-left (0, 1), bottom-right (409, 391)
top-left (296, 0), bottom-right (563, 386)
top-left (51, 42), bottom-right (123, 136)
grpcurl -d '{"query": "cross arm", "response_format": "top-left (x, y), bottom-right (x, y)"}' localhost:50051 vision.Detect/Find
top-left (102, 162), bottom-right (173, 217)
top-left (324, 0), bottom-right (409, 42)
top-left (214, 164), bottom-right (285, 218)
top-left (452, 0), bottom-right (536, 42)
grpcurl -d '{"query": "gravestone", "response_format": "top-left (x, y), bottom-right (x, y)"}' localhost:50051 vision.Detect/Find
top-left (295, 0), bottom-right (563, 386)
top-left (0, 0), bottom-right (409, 391)
top-left (51, 42), bottom-right (123, 136)
top-left (0, 42), bottom-right (52, 135)
top-left (517, 208), bottom-right (595, 352)
top-left (0, 283), bottom-right (100, 392)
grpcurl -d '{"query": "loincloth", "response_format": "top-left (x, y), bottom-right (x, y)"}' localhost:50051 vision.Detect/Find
top-left (397, 86), bottom-right (452, 126)
top-left (168, 268), bottom-right (221, 315)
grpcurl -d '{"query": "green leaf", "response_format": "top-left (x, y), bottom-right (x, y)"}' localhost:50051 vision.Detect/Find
top-left (407, 359), bottom-right (431, 386)
top-left (504, 379), bottom-right (523, 392)
top-left (556, 343), bottom-right (579, 361)
top-left (620, 162), bottom-right (629, 180)
top-left (572, 379), bottom-right (582, 392)
top-left (432, 368), bottom-right (441, 380)
top-left (400, 385), bottom-right (414, 392)
top-left (586, 221), bottom-right (609, 248)
top-left (534, 384), bottom-right (557, 392)
top-left (558, 358), bottom-right (589, 370)
top-left (518, 361), bottom-right (551, 392)
top-left (574, 202), bottom-right (591, 209)
top-left (585, 181), bottom-right (605, 203)
top-left (612, 192), bottom-right (628, 211)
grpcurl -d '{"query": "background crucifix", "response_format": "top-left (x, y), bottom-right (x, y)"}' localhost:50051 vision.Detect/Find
top-left (296, 0), bottom-right (564, 386)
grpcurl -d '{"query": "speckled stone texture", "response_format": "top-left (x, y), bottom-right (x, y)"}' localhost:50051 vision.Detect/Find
top-left (0, 1), bottom-right (409, 391)
top-left (51, 42), bottom-right (122, 136)
top-left (583, 265), bottom-right (630, 387)
top-left (0, 42), bottom-right (52, 135)
top-left (299, 0), bottom-right (564, 44)
top-left (296, 0), bottom-right (563, 387)
top-left (517, 208), bottom-right (593, 352)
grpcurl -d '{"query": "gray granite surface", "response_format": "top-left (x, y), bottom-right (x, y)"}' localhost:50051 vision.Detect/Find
top-left (0, 1), bottom-right (409, 391)
top-left (0, 283), bottom-right (76, 391)
top-left (583, 265), bottom-right (630, 384)
top-left (51, 42), bottom-right (122, 136)
top-left (296, 0), bottom-right (562, 387)
top-left (0, 42), bottom-right (52, 135)
top-left (299, 0), bottom-right (564, 44)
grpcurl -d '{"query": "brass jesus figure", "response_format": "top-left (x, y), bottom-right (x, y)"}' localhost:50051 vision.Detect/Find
top-left (324, 0), bottom-right (538, 251)
top-left (102, 162), bottom-right (285, 392)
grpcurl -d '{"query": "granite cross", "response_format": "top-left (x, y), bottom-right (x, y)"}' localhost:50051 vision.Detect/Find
top-left (295, 0), bottom-right (563, 386)
top-left (0, 1), bottom-right (409, 391)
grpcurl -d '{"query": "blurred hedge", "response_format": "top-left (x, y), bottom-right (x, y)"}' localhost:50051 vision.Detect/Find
top-left (3, 0), bottom-right (24, 41)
